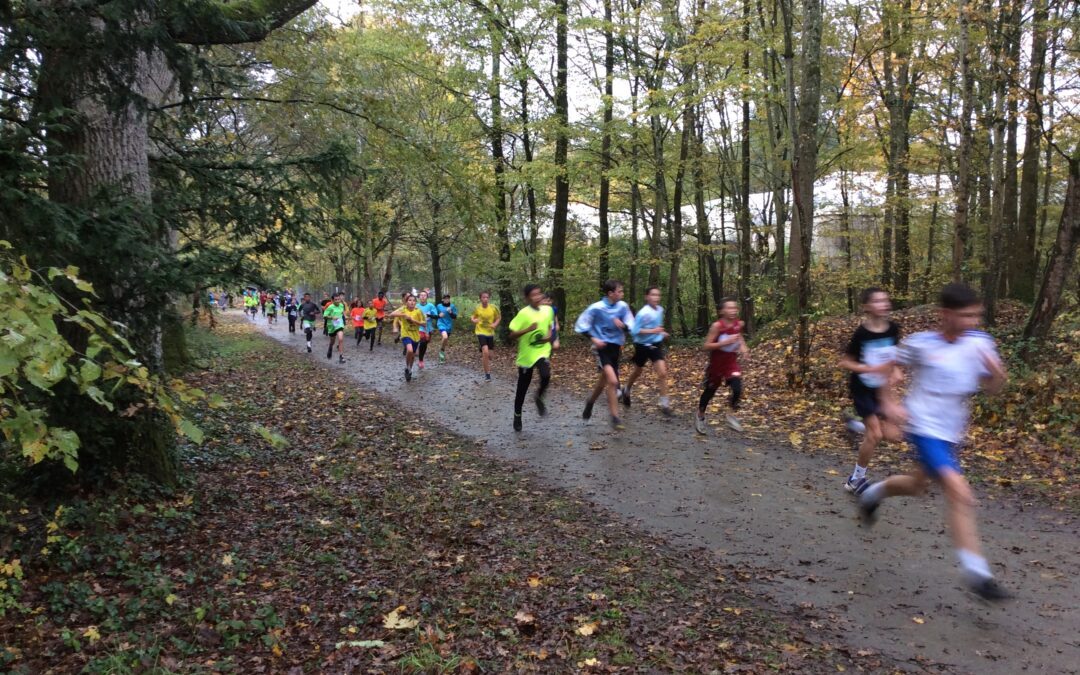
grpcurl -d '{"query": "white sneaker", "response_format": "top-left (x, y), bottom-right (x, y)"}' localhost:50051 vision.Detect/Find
top-left (725, 414), bottom-right (743, 432)
top-left (694, 415), bottom-right (707, 435)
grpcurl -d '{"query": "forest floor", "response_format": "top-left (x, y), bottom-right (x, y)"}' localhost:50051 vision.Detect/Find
top-left (1, 317), bottom-right (889, 674)
top-left (254, 311), bottom-right (1077, 674)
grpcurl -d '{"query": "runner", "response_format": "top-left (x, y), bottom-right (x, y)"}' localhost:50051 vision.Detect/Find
top-left (508, 284), bottom-right (555, 432)
top-left (435, 293), bottom-right (458, 364)
top-left (265, 292), bottom-right (277, 327)
top-left (388, 294), bottom-right (426, 382)
top-left (371, 291), bottom-right (390, 345)
top-left (298, 293), bottom-right (320, 353)
top-left (244, 292), bottom-right (258, 320)
top-left (351, 299), bottom-right (366, 347)
top-left (858, 283), bottom-right (1011, 601)
top-left (323, 292), bottom-right (347, 363)
top-left (259, 290), bottom-right (267, 316)
top-left (575, 279), bottom-right (634, 430)
top-left (695, 298), bottom-right (749, 434)
top-left (839, 287), bottom-right (903, 494)
top-left (416, 291), bottom-right (438, 370)
top-left (471, 291), bottom-right (501, 381)
top-left (321, 296), bottom-right (332, 336)
top-left (541, 293), bottom-right (561, 348)
top-left (285, 296), bottom-right (299, 333)
top-left (621, 286), bottom-right (673, 416)
top-left (362, 301), bottom-right (378, 351)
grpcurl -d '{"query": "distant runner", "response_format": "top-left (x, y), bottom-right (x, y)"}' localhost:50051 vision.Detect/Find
top-left (471, 291), bottom-right (501, 381)
top-left (323, 292), bottom-right (347, 364)
top-left (435, 294), bottom-right (458, 364)
top-left (389, 294), bottom-right (426, 382)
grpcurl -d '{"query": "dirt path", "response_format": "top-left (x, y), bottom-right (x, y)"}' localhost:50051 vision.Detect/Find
top-left (257, 320), bottom-right (1079, 674)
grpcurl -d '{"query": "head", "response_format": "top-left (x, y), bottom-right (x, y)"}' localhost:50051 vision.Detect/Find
top-left (602, 279), bottom-right (624, 303)
top-left (378, 291), bottom-right (385, 299)
top-left (442, 294), bottom-right (451, 305)
top-left (645, 286), bottom-right (661, 307)
top-left (303, 293), bottom-right (311, 302)
top-left (419, 291), bottom-right (428, 304)
top-left (405, 293), bottom-right (416, 308)
top-left (334, 292), bottom-right (344, 304)
top-left (939, 283), bottom-right (982, 335)
top-left (719, 297), bottom-right (739, 321)
top-left (540, 293), bottom-right (552, 306)
top-left (479, 291), bottom-right (490, 305)
top-left (523, 283), bottom-right (543, 307)
top-left (859, 287), bottom-right (891, 318)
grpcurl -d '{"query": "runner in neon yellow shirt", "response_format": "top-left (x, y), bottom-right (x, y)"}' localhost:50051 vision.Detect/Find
top-left (508, 283), bottom-right (555, 431)
top-left (323, 292), bottom-right (347, 364)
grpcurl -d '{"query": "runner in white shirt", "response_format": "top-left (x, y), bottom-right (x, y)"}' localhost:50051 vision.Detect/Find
top-left (858, 283), bottom-right (1011, 601)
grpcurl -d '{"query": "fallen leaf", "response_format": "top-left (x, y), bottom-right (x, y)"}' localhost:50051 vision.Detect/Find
top-left (576, 621), bottom-right (598, 636)
top-left (383, 606), bottom-right (419, 630)
top-left (527, 574), bottom-right (541, 588)
top-left (912, 616), bottom-right (925, 624)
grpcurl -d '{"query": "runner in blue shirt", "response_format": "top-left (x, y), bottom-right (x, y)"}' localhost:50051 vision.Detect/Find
top-left (620, 286), bottom-right (673, 416)
top-left (435, 294), bottom-right (458, 364)
top-left (416, 291), bottom-right (439, 370)
top-left (574, 279), bottom-right (634, 430)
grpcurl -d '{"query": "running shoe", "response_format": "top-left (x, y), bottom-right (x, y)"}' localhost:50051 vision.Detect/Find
top-left (844, 412), bottom-right (866, 435)
top-left (404, 367), bottom-right (412, 382)
top-left (610, 416), bottom-right (625, 431)
top-left (619, 388), bottom-right (631, 408)
top-left (418, 360), bottom-right (425, 370)
top-left (326, 350), bottom-right (333, 360)
top-left (535, 393), bottom-right (548, 417)
top-left (339, 356), bottom-right (345, 364)
top-left (484, 373), bottom-right (492, 381)
top-left (694, 415), bottom-right (707, 435)
top-left (858, 491), bottom-right (881, 527)
top-left (307, 346), bottom-right (312, 353)
top-left (513, 414), bottom-right (522, 432)
top-left (968, 577), bottom-right (1013, 601)
top-left (582, 399), bottom-right (595, 420)
top-left (439, 351), bottom-right (446, 364)
top-left (844, 476), bottom-right (870, 495)
top-left (725, 414), bottom-right (743, 432)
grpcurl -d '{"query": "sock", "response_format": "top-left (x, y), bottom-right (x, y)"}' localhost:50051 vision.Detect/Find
top-left (861, 481), bottom-right (886, 503)
top-left (659, 395), bottom-right (670, 407)
top-left (852, 464), bottom-right (867, 481)
top-left (957, 549), bottom-right (992, 580)
top-left (306, 341), bottom-right (311, 347)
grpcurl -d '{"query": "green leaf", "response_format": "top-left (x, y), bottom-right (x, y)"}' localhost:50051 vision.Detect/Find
top-left (178, 419), bottom-right (205, 445)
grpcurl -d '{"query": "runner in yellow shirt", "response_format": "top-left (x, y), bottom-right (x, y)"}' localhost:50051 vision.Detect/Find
top-left (388, 294), bottom-right (426, 382)
top-left (471, 290), bottom-right (501, 381)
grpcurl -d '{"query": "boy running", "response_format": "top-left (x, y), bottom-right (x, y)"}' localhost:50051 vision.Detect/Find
top-left (416, 291), bottom-right (438, 369)
top-left (389, 294), bottom-right (426, 382)
top-left (371, 291), bottom-right (390, 345)
top-left (839, 287), bottom-right (903, 494)
top-left (858, 283), bottom-right (1011, 601)
top-left (436, 294), bottom-right (458, 363)
top-left (323, 293), bottom-right (347, 363)
top-left (621, 286), bottom-right (673, 416)
top-left (244, 292), bottom-right (257, 320)
top-left (696, 298), bottom-right (749, 434)
top-left (285, 296), bottom-right (299, 333)
top-left (351, 299), bottom-right (366, 347)
top-left (472, 291), bottom-right (501, 381)
top-left (362, 302), bottom-right (377, 351)
top-left (298, 293), bottom-right (319, 352)
top-left (574, 279), bottom-right (634, 430)
top-left (508, 284), bottom-right (556, 431)
top-left (265, 294), bottom-right (277, 326)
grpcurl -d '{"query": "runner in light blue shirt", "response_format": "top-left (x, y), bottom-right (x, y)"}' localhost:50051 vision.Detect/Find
top-left (621, 286), bottom-right (672, 416)
top-left (575, 279), bottom-right (634, 429)
top-left (436, 294), bottom-right (458, 364)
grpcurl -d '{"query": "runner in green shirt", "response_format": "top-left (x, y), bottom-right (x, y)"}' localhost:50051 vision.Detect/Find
top-left (508, 283), bottom-right (556, 432)
top-left (323, 292), bottom-right (347, 364)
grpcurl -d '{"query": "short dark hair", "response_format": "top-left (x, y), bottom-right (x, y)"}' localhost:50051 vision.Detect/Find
top-left (602, 279), bottom-right (623, 294)
top-left (378, 290), bottom-right (385, 297)
top-left (303, 292), bottom-right (311, 298)
top-left (645, 286), bottom-right (661, 295)
top-left (480, 290), bottom-right (490, 298)
top-left (442, 294), bottom-right (451, 300)
top-left (523, 283), bottom-right (542, 298)
top-left (719, 296), bottom-right (738, 310)
top-left (940, 282), bottom-right (980, 309)
top-left (859, 286), bottom-right (887, 305)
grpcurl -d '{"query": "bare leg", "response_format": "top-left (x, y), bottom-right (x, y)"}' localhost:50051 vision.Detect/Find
top-left (623, 365), bottom-right (644, 392)
top-left (603, 365), bottom-right (620, 417)
top-left (654, 359), bottom-right (669, 398)
top-left (858, 415), bottom-right (884, 469)
top-left (481, 345), bottom-right (491, 374)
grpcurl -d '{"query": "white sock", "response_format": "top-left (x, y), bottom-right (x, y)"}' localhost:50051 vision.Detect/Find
top-left (659, 395), bottom-right (670, 407)
top-left (852, 464), bottom-right (867, 481)
top-left (306, 341), bottom-right (311, 347)
top-left (862, 481), bottom-right (886, 503)
top-left (957, 549), bottom-right (992, 580)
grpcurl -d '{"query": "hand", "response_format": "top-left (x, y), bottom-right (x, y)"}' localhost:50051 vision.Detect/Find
top-left (591, 337), bottom-right (605, 349)
top-left (981, 350), bottom-right (1006, 379)
top-left (553, 339), bottom-right (561, 350)
top-left (881, 399), bottom-right (908, 426)
top-left (525, 322), bottom-right (538, 333)
top-left (614, 318), bottom-right (626, 330)
top-left (660, 330), bottom-right (670, 340)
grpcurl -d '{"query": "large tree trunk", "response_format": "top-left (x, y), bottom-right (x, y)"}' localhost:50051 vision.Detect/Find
top-left (597, 0), bottom-right (614, 287)
top-left (952, 1), bottom-right (975, 282)
top-left (488, 27), bottom-right (515, 339)
top-left (519, 76), bottom-right (540, 279)
top-left (1011, 0), bottom-right (1048, 302)
top-left (791, 0), bottom-right (822, 380)
top-left (548, 0), bottom-right (570, 318)
top-left (1023, 156), bottom-right (1079, 343)
top-left (693, 105), bottom-right (713, 331)
top-left (781, 0), bottom-right (800, 302)
top-left (738, 0), bottom-right (754, 332)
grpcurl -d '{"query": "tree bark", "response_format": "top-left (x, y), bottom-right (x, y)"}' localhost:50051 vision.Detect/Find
top-left (1023, 156), bottom-right (1079, 343)
top-left (952, 0), bottom-right (975, 282)
top-left (597, 0), bottom-right (615, 287)
top-left (548, 0), bottom-right (570, 318)
top-left (488, 26), bottom-right (515, 339)
top-left (738, 0), bottom-right (754, 332)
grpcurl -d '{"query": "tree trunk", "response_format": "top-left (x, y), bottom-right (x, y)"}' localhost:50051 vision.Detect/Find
top-left (738, 0), bottom-right (754, 332)
top-left (952, 0), bottom-right (975, 282)
top-left (1023, 156), bottom-right (1079, 343)
top-left (489, 27), bottom-right (515, 338)
top-left (667, 104), bottom-right (692, 331)
top-left (519, 76), bottom-right (540, 279)
top-left (781, 0), bottom-right (800, 301)
top-left (548, 0), bottom-right (570, 319)
top-left (381, 218), bottom-right (399, 292)
top-left (840, 168), bottom-right (854, 312)
top-left (597, 0), bottom-right (614, 287)
top-left (1011, 0), bottom-right (1048, 302)
top-left (791, 0), bottom-right (823, 380)
top-left (693, 105), bottom-right (712, 331)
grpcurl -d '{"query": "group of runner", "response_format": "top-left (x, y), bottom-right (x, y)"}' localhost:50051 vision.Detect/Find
top-left (253, 277), bottom-right (1012, 603)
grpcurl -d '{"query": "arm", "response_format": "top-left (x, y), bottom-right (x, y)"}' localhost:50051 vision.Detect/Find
top-left (702, 324), bottom-right (740, 351)
top-left (508, 319), bottom-right (538, 340)
top-left (492, 309), bottom-right (501, 328)
top-left (980, 350), bottom-right (1007, 395)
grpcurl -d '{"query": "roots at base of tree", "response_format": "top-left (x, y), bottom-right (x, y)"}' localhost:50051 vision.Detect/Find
top-left (162, 310), bottom-right (191, 375)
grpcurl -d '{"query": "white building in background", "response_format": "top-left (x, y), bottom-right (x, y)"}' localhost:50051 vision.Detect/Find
top-left (565, 172), bottom-right (951, 266)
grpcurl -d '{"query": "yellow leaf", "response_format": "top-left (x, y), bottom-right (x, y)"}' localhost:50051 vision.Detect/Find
top-left (587, 592), bottom-right (606, 601)
top-left (221, 554), bottom-right (233, 567)
top-left (165, 594), bottom-right (178, 606)
top-left (789, 432), bottom-right (803, 447)
top-left (583, 657), bottom-right (600, 666)
top-left (83, 626), bottom-right (101, 643)
top-left (271, 643), bottom-right (283, 657)
top-left (383, 606), bottom-right (419, 630)
top-left (826, 469), bottom-right (839, 475)
top-left (527, 574), bottom-right (541, 588)
top-left (576, 621), bottom-right (598, 636)
top-left (912, 616), bottom-right (925, 624)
